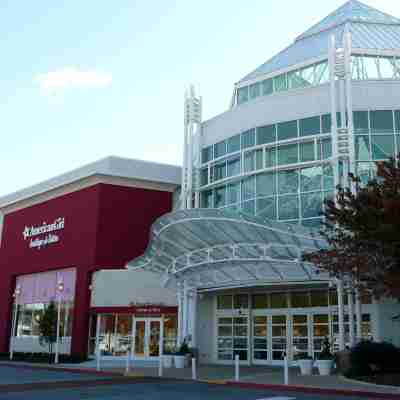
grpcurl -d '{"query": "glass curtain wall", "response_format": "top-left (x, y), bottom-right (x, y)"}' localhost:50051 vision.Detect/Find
top-left (200, 109), bottom-right (400, 228)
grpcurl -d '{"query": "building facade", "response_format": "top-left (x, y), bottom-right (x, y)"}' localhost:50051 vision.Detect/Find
top-left (0, 156), bottom-right (180, 357)
top-left (130, 0), bottom-right (400, 365)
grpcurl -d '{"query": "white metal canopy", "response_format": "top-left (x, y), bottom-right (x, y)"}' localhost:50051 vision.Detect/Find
top-left (127, 209), bottom-right (329, 289)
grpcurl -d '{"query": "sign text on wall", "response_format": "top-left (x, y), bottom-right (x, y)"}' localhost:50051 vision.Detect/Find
top-left (22, 217), bottom-right (65, 250)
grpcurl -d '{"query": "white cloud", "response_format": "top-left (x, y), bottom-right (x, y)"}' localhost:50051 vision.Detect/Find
top-left (34, 66), bottom-right (112, 95)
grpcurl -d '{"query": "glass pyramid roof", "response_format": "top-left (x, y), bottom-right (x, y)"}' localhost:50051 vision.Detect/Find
top-left (298, 0), bottom-right (400, 40)
top-left (238, 0), bottom-right (400, 84)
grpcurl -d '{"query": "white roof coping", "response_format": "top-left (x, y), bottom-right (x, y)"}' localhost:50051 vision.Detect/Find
top-left (0, 156), bottom-right (181, 209)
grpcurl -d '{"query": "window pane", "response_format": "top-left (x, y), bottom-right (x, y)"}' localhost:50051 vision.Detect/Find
top-left (249, 82), bottom-right (261, 99)
top-left (241, 129), bottom-right (256, 149)
top-left (278, 194), bottom-right (299, 220)
top-left (270, 293), bottom-right (288, 308)
top-left (257, 197), bottom-right (276, 220)
top-left (227, 183), bottom-right (240, 204)
top-left (237, 87), bottom-right (248, 104)
top-left (202, 146), bottom-right (213, 163)
top-left (278, 170), bottom-right (299, 194)
top-left (265, 148), bottom-right (276, 167)
top-left (214, 140), bottom-right (227, 158)
top-left (244, 152), bottom-right (255, 172)
top-left (201, 190), bottom-right (213, 208)
top-left (300, 166), bottom-right (322, 192)
top-left (323, 164), bottom-right (334, 190)
top-left (299, 116), bottom-right (320, 137)
top-left (395, 110), bottom-right (400, 132)
top-left (234, 294), bottom-right (248, 309)
top-left (257, 172), bottom-right (276, 196)
top-left (213, 162), bottom-right (226, 181)
top-left (256, 149), bottom-right (263, 170)
top-left (322, 114), bottom-right (331, 134)
top-left (257, 125), bottom-right (276, 145)
top-left (228, 134), bottom-right (241, 153)
top-left (242, 176), bottom-right (255, 200)
top-left (363, 56), bottom-right (379, 79)
top-left (227, 156), bottom-right (240, 177)
top-left (371, 135), bottom-right (395, 160)
top-left (315, 61), bottom-right (329, 84)
top-left (370, 110), bottom-right (394, 133)
top-left (214, 186), bottom-right (226, 208)
top-left (379, 57), bottom-right (396, 79)
top-left (200, 168), bottom-right (208, 186)
top-left (291, 292), bottom-right (310, 308)
top-left (273, 74), bottom-right (287, 92)
top-left (318, 138), bottom-right (332, 160)
top-left (301, 192), bottom-right (323, 218)
top-left (262, 79), bottom-right (273, 95)
top-left (300, 141), bottom-right (315, 162)
top-left (278, 144), bottom-right (298, 165)
top-left (355, 136), bottom-right (370, 160)
top-left (311, 291), bottom-right (328, 307)
top-left (277, 120), bottom-right (298, 141)
top-left (242, 200), bottom-right (255, 215)
top-left (353, 111), bottom-right (369, 133)
top-left (252, 294), bottom-right (268, 309)
top-left (218, 295), bottom-right (232, 309)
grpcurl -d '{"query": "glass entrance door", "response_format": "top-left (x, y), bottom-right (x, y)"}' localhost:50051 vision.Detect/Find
top-left (133, 319), bottom-right (163, 359)
top-left (271, 315), bottom-right (287, 360)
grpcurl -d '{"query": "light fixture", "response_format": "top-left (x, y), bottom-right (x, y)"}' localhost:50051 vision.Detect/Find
top-left (57, 280), bottom-right (64, 292)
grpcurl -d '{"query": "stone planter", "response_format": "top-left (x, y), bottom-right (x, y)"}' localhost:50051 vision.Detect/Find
top-left (316, 359), bottom-right (334, 376)
top-left (298, 359), bottom-right (314, 375)
top-left (174, 355), bottom-right (186, 368)
top-left (163, 355), bottom-right (173, 368)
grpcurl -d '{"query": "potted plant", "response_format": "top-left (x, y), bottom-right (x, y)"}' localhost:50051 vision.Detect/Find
top-left (315, 337), bottom-right (334, 376)
top-left (162, 348), bottom-right (174, 368)
top-left (294, 353), bottom-right (314, 376)
top-left (174, 341), bottom-right (190, 368)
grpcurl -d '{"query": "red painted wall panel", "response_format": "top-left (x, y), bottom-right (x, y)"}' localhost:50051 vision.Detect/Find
top-left (0, 182), bottom-right (173, 355)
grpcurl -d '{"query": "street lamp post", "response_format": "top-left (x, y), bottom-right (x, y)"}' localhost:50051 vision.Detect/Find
top-left (10, 285), bottom-right (21, 360)
top-left (54, 280), bottom-right (64, 364)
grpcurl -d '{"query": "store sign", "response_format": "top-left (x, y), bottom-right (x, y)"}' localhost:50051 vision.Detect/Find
top-left (22, 217), bottom-right (65, 250)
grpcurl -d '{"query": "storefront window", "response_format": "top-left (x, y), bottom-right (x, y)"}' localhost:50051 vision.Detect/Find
top-left (270, 293), bottom-right (288, 308)
top-left (252, 294), bottom-right (268, 309)
top-left (234, 294), bottom-right (249, 309)
top-left (291, 292), bottom-right (310, 308)
top-left (310, 291), bottom-right (328, 307)
top-left (217, 295), bottom-right (233, 309)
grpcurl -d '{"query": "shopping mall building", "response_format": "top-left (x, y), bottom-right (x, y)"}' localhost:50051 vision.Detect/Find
top-left (1, 0), bottom-right (400, 365)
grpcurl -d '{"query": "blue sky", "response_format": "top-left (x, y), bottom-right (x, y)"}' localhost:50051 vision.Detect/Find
top-left (1, 0), bottom-right (398, 196)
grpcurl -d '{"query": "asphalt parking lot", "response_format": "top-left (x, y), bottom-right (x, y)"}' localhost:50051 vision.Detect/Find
top-left (0, 365), bottom-right (391, 400)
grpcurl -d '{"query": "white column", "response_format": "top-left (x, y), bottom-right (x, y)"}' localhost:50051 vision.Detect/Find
top-left (372, 296), bottom-right (381, 342)
top-left (177, 288), bottom-right (183, 345)
top-left (355, 288), bottom-right (362, 342)
top-left (337, 279), bottom-right (345, 351)
top-left (9, 292), bottom-right (19, 360)
top-left (347, 289), bottom-right (355, 347)
top-left (182, 281), bottom-right (189, 342)
top-left (95, 314), bottom-right (101, 356)
top-left (190, 288), bottom-right (198, 348)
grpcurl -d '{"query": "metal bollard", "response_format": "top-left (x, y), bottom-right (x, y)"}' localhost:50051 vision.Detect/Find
top-left (284, 356), bottom-right (289, 385)
top-left (96, 347), bottom-right (101, 372)
top-left (192, 357), bottom-right (197, 380)
top-left (125, 351), bottom-right (130, 374)
top-left (234, 354), bottom-right (240, 381)
top-left (158, 355), bottom-right (163, 377)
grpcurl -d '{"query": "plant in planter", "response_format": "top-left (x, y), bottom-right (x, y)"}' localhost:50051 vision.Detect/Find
top-left (294, 353), bottom-right (314, 376)
top-left (316, 337), bottom-right (334, 376)
top-left (174, 341), bottom-right (190, 368)
top-left (162, 348), bottom-right (174, 368)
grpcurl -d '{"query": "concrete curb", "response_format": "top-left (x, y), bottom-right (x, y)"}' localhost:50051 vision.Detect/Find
top-left (339, 375), bottom-right (400, 392)
top-left (0, 362), bottom-right (124, 377)
top-left (225, 381), bottom-right (400, 399)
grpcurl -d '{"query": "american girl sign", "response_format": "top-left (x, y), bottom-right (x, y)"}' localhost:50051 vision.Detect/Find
top-left (22, 217), bottom-right (65, 250)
